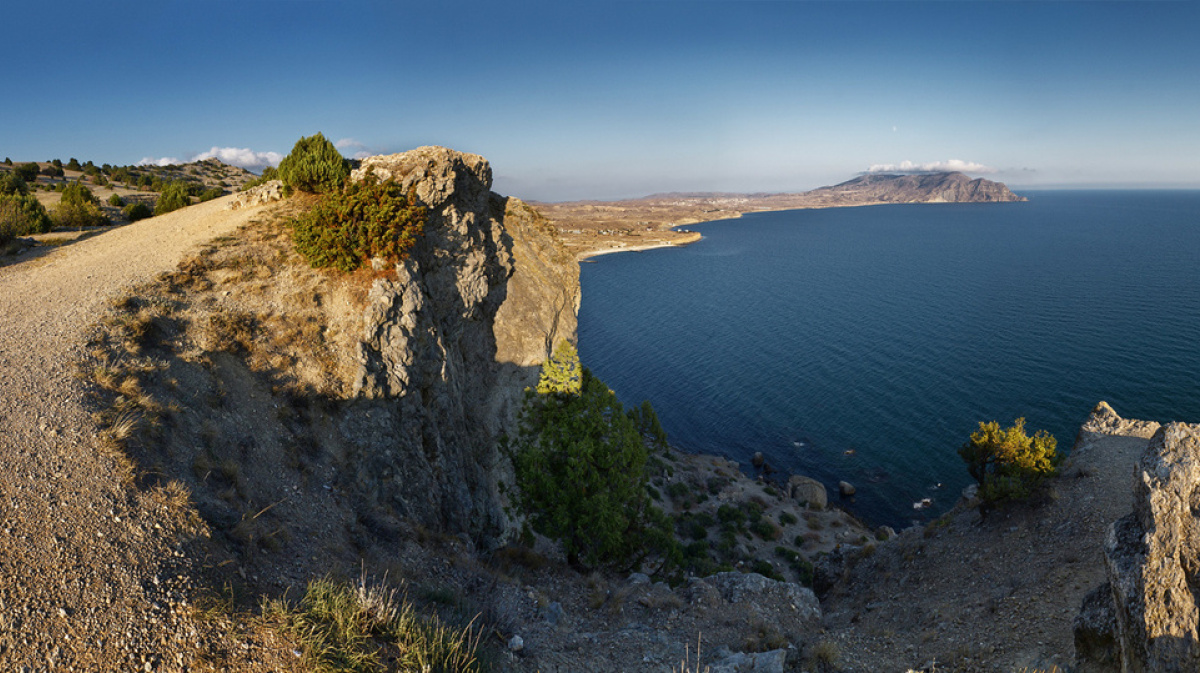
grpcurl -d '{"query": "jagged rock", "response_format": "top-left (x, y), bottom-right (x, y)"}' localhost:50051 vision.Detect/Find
top-left (708, 647), bottom-right (788, 673)
top-left (687, 572), bottom-right (820, 626)
top-left (507, 634), bottom-right (524, 652)
top-left (787, 475), bottom-right (827, 510)
top-left (838, 481), bottom-right (856, 497)
top-left (1100, 422), bottom-right (1200, 672)
top-left (1080, 401), bottom-right (1162, 438)
top-left (1074, 582), bottom-right (1119, 672)
top-left (225, 179), bottom-right (284, 210)
top-left (335, 147), bottom-right (578, 545)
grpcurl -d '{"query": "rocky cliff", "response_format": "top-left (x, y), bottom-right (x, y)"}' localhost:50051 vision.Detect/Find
top-left (806, 171), bottom-right (1026, 204)
top-left (343, 147), bottom-right (579, 543)
top-left (1075, 412), bottom-right (1200, 672)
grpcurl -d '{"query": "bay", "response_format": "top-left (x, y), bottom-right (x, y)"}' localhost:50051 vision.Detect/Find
top-left (577, 190), bottom-right (1200, 529)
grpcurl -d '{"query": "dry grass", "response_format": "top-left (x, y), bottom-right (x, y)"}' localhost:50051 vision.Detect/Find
top-left (264, 574), bottom-right (484, 673)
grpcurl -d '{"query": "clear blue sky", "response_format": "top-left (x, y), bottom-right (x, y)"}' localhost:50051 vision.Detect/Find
top-left (4, 1), bottom-right (1198, 200)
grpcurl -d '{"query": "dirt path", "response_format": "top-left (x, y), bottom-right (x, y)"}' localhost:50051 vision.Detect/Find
top-left (0, 197), bottom-right (274, 671)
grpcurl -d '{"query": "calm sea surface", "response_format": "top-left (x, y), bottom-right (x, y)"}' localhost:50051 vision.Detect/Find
top-left (577, 191), bottom-right (1200, 529)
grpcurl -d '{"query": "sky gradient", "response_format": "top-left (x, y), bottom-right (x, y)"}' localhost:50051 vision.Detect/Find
top-left (5, 1), bottom-right (1198, 201)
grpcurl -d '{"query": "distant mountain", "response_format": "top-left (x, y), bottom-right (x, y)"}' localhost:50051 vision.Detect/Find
top-left (806, 172), bottom-right (1026, 203)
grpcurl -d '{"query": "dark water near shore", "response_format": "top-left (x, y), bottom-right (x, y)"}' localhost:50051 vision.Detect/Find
top-left (577, 191), bottom-right (1200, 529)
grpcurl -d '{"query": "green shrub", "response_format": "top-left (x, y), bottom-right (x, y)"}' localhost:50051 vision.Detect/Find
top-left (507, 343), bottom-right (677, 570)
top-left (0, 172), bottom-right (29, 196)
top-left (277, 132), bottom-right (348, 194)
top-left (778, 511), bottom-right (798, 526)
top-left (66, 158), bottom-right (82, 171)
top-left (750, 516), bottom-right (782, 541)
top-left (154, 181), bottom-right (193, 215)
top-left (14, 162), bottom-right (40, 182)
top-left (959, 417), bottom-right (1060, 504)
top-left (108, 194), bottom-right (125, 207)
top-left (291, 175), bottom-right (426, 273)
top-left (41, 164), bottom-right (64, 178)
top-left (198, 187), bottom-right (224, 202)
top-left (749, 559), bottom-right (785, 582)
top-left (0, 193), bottom-right (53, 242)
top-left (52, 182), bottom-right (109, 228)
top-left (124, 202), bottom-right (152, 222)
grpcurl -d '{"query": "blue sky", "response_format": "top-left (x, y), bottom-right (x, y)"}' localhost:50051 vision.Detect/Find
top-left (4, 1), bottom-right (1198, 200)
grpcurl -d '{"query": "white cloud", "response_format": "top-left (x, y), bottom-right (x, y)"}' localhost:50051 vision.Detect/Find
top-left (867, 159), bottom-right (995, 175)
top-left (136, 147), bottom-right (284, 171)
top-left (136, 156), bottom-right (183, 167)
top-left (192, 146), bottom-right (284, 171)
top-left (335, 137), bottom-right (364, 150)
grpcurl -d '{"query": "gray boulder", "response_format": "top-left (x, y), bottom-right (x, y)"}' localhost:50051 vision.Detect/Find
top-left (787, 475), bottom-right (827, 510)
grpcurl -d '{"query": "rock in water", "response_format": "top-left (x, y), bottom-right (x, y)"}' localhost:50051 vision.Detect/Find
top-left (838, 481), bottom-right (856, 497)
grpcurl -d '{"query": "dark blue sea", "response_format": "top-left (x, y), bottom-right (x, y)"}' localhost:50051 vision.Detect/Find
top-left (576, 191), bottom-right (1200, 529)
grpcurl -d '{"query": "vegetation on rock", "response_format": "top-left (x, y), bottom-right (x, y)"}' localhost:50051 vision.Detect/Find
top-left (290, 174), bottom-right (427, 273)
top-left (277, 132), bottom-right (349, 194)
top-left (959, 417), bottom-right (1059, 504)
top-left (508, 341), bottom-right (675, 569)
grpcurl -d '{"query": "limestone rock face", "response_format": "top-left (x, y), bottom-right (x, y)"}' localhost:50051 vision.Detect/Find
top-left (342, 147), bottom-right (578, 544)
top-left (1102, 422), bottom-right (1200, 672)
top-left (688, 572), bottom-right (821, 627)
top-left (225, 179), bottom-right (284, 210)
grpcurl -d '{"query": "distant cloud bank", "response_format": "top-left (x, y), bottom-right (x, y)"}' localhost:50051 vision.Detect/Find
top-left (867, 159), bottom-right (995, 175)
top-left (137, 146), bottom-right (284, 172)
top-left (335, 138), bottom-right (379, 160)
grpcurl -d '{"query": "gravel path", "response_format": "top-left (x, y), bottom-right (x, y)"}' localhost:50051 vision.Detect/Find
top-left (0, 197), bottom-right (269, 670)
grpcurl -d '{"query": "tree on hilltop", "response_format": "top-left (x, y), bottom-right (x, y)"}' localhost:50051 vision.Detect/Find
top-left (277, 132), bottom-right (349, 194)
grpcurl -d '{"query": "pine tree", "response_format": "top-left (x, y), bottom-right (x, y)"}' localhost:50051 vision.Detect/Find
top-left (959, 417), bottom-right (1059, 505)
top-left (536, 340), bottom-right (582, 395)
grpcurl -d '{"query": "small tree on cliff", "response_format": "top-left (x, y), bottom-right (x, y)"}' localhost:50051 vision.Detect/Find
top-left (508, 342), bottom-right (675, 569)
top-left (536, 340), bottom-right (582, 395)
top-left (959, 417), bottom-right (1060, 506)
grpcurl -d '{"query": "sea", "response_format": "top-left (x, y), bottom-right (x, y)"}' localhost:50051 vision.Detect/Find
top-left (576, 190), bottom-right (1200, 529)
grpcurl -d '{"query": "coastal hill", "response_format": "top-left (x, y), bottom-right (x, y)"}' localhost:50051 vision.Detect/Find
top-left (805, 171), bottom-right (1026, 204)
top-left (535, 171), bottom-right (1025, 258)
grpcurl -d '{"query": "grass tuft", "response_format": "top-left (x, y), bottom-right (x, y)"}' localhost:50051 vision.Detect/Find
top-left (265, 574), bottom-right (483, 673)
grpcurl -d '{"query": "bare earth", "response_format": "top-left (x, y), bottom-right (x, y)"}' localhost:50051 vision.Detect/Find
top-left (0, 197), bottom-right (299, 671)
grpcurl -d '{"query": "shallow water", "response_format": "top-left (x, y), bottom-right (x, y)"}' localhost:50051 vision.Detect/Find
top-left (577, 191), bottom-right (1200, 528)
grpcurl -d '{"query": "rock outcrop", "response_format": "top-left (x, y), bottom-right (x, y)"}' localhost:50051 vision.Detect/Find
top-left (225, 179), bottom-right (284, 209)
top-left (806, 171), bottom-right (1026, 204)
top-left (341, 147), bottom-right (579, 544)
top-left (1077, 420), bottom-right (1200, 672)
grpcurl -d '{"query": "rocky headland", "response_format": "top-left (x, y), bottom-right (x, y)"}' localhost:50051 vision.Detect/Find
top-left (536, 171), bottom-right (1024, 258)
top-left (2, 145), bottom-right (1192, 673)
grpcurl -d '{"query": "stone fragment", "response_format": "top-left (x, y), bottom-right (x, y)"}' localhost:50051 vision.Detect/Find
top-left (838, 481), bottom-right (856, 497)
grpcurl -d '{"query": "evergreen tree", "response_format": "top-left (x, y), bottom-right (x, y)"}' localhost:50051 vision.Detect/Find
top-left (510, 349), bottom-right (676, 570)
top-left (959, 417), bottom-right (1059, 505)
top-left (277, 132), bottom-right (349, 194)
top-left (536, 340), bottom-right (582, 395)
